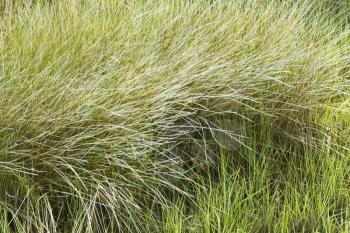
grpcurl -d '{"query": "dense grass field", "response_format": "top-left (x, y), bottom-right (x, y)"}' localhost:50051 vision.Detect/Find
top-left (0, 0), bottom-right (349, 232)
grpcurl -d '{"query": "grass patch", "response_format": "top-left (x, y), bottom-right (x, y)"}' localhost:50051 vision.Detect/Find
top-left (0, 0), bottom-right (349, 232)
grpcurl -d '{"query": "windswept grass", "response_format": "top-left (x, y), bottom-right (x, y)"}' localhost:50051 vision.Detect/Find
top-left (0, 0), bottom-right (349, 232)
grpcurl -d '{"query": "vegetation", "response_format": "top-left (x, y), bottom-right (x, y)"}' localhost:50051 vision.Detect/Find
top-left (0, 0), bottom-right (349, 232)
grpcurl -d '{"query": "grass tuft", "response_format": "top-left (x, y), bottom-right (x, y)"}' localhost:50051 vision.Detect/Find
top-left (0, 0), bottom-right (349, 232)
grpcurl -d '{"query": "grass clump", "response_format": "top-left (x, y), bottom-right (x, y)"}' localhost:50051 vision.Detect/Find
top-left (0, 0), bottom-right (349, 232)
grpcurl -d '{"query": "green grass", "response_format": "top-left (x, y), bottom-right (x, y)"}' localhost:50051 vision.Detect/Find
top-left (0, 0), bottom-right (349, 232)
top-left (152, 117), bottom-right (350, 232)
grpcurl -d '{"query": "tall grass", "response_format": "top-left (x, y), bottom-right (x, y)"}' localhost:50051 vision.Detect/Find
top-left (0, 0), bottom-right (349, 232)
